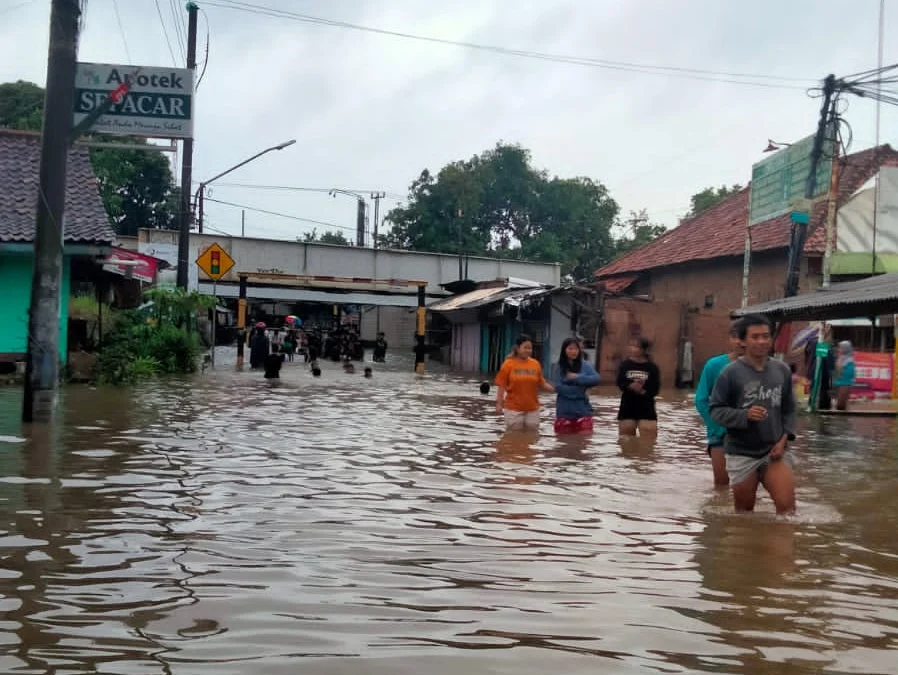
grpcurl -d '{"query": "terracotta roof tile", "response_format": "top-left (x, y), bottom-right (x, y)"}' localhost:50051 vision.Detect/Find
top-left (599, 274), bottom-right (638, 294)
top-left (596, 144), bottom-right (898, 279)
top-left (0, 129), bottom-right (115, 245)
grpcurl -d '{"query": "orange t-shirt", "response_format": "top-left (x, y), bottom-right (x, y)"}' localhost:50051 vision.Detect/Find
top-left (495, 357), bottom-right (545, 412)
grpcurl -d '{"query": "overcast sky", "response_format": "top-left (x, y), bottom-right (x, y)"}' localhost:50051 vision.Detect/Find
top-left (2, 0), bottom-right (896, 244)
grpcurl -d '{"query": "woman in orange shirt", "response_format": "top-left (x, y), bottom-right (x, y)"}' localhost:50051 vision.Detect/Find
top-left (495, 335), bottom-right (555, 429)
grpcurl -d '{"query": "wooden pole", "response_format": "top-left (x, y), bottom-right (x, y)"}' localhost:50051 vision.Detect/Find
top-left (414, 284), bottom-right (426, 374)
top-left (22, 0), bottom-right (81, 423)
top-left (236, 274), bottom-right (247, 369)
top-left (176, 2), bottom-right (198, 288)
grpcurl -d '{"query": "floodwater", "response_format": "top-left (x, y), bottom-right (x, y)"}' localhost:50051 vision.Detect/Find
top-left (1, 352), bottom-right (897, 675)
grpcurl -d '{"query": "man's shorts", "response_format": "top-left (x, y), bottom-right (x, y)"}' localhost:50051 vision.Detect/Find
top-left (504, 410), bottom-right (541, 429)
top-left (554, 416), bottom-right (594, 434)
top-left (726, 451), bottom-right (793, 486)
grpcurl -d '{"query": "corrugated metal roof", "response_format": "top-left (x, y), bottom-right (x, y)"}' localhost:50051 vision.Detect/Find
top-left (733, 273), bottom-right (898, 320)
top-left (429, 285), bottom-right (523, 312)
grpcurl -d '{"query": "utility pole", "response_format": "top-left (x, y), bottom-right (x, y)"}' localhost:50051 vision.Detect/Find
top-left (370, 192), bottom-right (385, 248)
top-left (22, 0), bottom-right (81, 423)
top-left (241, 209), bottom-right (245, 237)
top-left (784, 74), bottom-right (836, 299)
top-left (176, 2), bottom-right (199, 289)
top-left (355, 198), bottom-right (366, 247)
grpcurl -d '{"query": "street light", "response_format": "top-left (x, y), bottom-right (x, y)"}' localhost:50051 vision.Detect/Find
top-left (195, 139), bottom-right (296, 234)
top-left (329, 188), bottom-right (367, 246)
top-left (763, 139), bottom-right (792, 153)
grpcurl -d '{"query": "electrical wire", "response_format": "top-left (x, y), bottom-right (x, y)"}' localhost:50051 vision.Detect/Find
top-left (153, 0), bottom-right (178, 66)
top-left (202, 0), bottom-right (814, 90)
top-left (196, 8), bottom-right (212, 90)
top-left (204, 196), bottom-right (359, 232)
top-left (0, 0), bottom-right (37, 17)
top-left (211, 182), bottom-right (406, 200)
top-left (168, 0), bottom-right (187, 62)
top-left (111, 0), bottom-right (131, 63)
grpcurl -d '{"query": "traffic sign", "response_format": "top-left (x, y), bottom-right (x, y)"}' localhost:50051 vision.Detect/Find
top-left (195, 243), bottom-right (234, 281)
top-left (815, 341), bottom-right (830, 357)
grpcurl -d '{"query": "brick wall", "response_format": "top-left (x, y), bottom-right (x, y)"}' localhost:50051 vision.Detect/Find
top-left (603, 250), bottom-right (822, 387)
top-left (600, 297), bottom-right (683, 389)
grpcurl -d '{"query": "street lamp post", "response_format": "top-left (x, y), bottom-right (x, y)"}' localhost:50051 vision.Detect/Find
top-left (195, 139), bottom-right (296, 235)
top-left (329, 189), bottom-right (367, 247)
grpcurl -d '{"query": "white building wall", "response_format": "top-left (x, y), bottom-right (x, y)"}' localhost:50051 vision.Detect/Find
top-left (138, 230), bottom-right (562, 291)
top-left (359, 306), bottom-right (417, 349)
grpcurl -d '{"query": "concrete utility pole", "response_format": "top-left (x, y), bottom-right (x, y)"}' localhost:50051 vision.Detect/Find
top-left (22, 0), bottom-right (81, 423)
top-left (371, 192), bottom-right (385, 248)
top-left (176, 2), bottom-right (199, 289)
top-left (356, 198), bottom-right (366, 247)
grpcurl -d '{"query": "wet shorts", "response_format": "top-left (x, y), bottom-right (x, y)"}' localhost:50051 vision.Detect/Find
top-left (504, 410), bottom-right (541, 429)
top-left (726, 451), bottom-right (793, 486)
top-left (617, 398), bottom-right (657, 422)
top-left (554, 416), bottom-right (594, 434)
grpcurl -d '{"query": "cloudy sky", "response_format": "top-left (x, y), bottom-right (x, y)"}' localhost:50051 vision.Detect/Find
top-left (2, 0), bottom-right (896, 243)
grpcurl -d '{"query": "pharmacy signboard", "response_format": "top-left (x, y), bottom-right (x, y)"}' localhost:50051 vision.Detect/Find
top-left (73, 62), bottom-right (194, 139)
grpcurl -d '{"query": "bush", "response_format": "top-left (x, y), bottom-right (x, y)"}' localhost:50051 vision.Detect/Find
top-left (95, 310), bottom-right (202, 385)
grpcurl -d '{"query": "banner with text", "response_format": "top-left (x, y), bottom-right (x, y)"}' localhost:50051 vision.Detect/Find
top-left (73, 62), bottom-right (194, 139)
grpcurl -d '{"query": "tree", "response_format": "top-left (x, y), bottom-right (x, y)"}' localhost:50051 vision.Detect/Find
top-left (380, 142), bottom-right (620, 280)
top-left (0, 80), bottom-right (44, 131)
top-left (301, 228), bottom-right (350, 245)
top-left (0, 80), bottom-right (177, 236)
top-left (613, 209), bottom-right (667, 258)
top-left (688, 184), bottom-right (743, 217)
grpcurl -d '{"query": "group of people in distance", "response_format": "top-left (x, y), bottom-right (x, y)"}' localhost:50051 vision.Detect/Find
top-left (493, 334), bottom-right (659, 436)
top-left (493, 313), bottom-right (797, 515)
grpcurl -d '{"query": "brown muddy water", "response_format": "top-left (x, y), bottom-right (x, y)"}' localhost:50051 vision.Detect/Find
top-left (0, 351), bottom-right (897, 674)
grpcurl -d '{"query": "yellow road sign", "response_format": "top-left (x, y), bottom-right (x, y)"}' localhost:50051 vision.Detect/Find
top-left (195, 242), bottom-right (235, 281)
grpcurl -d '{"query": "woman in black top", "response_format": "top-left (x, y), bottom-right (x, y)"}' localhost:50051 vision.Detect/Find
top-left (616, 338), bottom-right (661, 437)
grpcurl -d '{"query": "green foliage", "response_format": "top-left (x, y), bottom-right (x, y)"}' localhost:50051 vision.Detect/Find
top-left (0, 80), bottom-right (178, 237)
top-left (0, 80), bottom-right (43, 131)
top-left (688, 184), bottom-right (743, 217)
top-left (95, 289), bottom-right (211, 385)
top-left (613, 209), bottom-right (668, 258)
top-left (301, 228), bottom-right (351, 245)
top-left (69, 294), bottom-right (101, 320)
top-left (380, 143), bottom-right (620, 281)
top-left (143, 287), bottom-right (215, 329)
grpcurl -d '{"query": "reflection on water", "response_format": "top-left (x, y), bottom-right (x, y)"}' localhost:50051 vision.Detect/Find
top-left (1, 354), bottom-right (897, 674)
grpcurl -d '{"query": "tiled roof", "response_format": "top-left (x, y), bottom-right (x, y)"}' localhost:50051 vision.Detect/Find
top-left (596, 144), bottom-right (898, 279)
top-left (599, 274), bottom-right (638, 294)
top-left (0, 129), bottom-right (115, 245)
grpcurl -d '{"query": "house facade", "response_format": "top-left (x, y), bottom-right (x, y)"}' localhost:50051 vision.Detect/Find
top-left (0, 130), bottom-right (115, 366)
top-left (429, 279), bottom-right (595, 375)
top-left (594, 144), bottom-right (898, 385)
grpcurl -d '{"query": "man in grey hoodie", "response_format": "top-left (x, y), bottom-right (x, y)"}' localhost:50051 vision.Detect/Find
top-left (709, 314), bottom-right (796, 514)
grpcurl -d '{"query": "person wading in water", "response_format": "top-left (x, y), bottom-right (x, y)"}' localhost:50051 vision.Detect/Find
top-left (551, 338), bottom-right (600, 434)
top-left (616, 338), bottom-right (660, 438)
top-left (695, 320), bottom-right (745, 487)
top-left (709, 314), bottom-right (797, 515)
top-left (495, 335), bottom-right (555, 430)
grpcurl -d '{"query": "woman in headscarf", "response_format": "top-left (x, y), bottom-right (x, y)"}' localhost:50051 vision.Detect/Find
top-left (834, 340), bottom-right (856, 411)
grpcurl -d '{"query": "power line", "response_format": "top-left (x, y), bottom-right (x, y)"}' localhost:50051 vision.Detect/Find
top-left (153, 0), bottom-right (178, 66)
top-left (209, 182), bottom-right (406, 200)
top-left (0, 0), bottom-right (37, 17)
top-left (202, 0), bottom-right (814, 90)
top-left (111, 0), bottom-right (131, 62)
top-left (168, 0), bottom-right (187, 62)
top-left (204, 196), bottom-right (358, 232)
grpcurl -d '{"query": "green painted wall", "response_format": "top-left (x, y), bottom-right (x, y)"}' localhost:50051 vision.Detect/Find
top-left (0, 253), bottom-right (70, 363)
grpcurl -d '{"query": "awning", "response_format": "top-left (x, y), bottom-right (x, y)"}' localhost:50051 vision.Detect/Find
top-left (199, 282), bottom-right (426, 308)
top-left (101, 247), bottom-right (161, 283)
top-left (429, 283), bottom-right (555, 313)
top-left (733, 273), bottom-right (898, 321)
